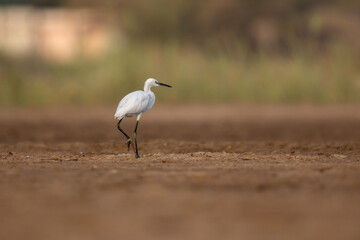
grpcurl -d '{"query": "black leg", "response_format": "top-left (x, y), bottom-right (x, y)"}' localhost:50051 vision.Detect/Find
top-left (134, 120), bottom-right (140, 158)
top-left (117, 118), bottom-right (130, 139)
top-left (117, 118), bottom-right (133, 151)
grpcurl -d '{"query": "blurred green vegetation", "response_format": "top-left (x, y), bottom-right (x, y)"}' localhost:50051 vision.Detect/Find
top-left (1, 41), bottom-right (359, 106)
top-left (1, 0), bottom-right (360, 106)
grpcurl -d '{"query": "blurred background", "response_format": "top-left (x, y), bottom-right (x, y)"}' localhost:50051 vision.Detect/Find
top-left (0, 0), bottom-right (360, 106)
top-left (1, 2), bottom-right (360, 240)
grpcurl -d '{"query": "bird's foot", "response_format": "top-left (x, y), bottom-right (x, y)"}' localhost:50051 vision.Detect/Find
top-left (125, 138), bottom-right (135, 152)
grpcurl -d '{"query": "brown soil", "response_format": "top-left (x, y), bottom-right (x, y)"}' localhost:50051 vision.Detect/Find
top-left (0, 104), bottom-right (360, 240)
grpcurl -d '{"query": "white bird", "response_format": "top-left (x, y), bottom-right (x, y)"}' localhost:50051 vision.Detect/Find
top-left (114, 78), bottom-right (172, 158)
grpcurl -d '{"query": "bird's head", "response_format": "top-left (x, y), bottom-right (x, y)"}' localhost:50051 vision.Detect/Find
top-left (145, 78), bottom-right (172, 89)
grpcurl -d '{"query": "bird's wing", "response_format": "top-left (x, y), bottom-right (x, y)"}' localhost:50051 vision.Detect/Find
top-left (115, 91), bottom-right (150, 118)
top-left (144, 92), bottom-right (155, 112)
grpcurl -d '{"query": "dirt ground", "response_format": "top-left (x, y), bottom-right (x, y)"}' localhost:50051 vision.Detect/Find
top-left (0, 104), bottom-right (360, 240)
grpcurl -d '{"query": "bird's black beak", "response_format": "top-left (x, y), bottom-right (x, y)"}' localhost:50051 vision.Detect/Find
top-left (158, 82), bottom-right (172, 88)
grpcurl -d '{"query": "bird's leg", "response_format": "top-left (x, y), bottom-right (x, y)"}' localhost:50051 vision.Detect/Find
top-left (134, 120), bottom-right (140, 158)
top-left (117, 119), bottom-right (135, 152)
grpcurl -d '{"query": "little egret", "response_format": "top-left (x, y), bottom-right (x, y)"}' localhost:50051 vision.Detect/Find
top-left (114, 78), bottom-right (172, 158)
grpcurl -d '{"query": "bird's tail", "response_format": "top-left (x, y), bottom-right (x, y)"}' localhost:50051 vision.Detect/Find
top-left (114, 113), bottom-right (124, 120)
top-left (114, 107), bottom-right (125, 120)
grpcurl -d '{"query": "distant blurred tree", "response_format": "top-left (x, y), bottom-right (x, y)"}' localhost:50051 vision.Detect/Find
top-left (3, 0), bottom-right (359, 54)
top-left (103, 0), bottom-right (360, 52)
top-left (0, 0), bottom-right (63, 6)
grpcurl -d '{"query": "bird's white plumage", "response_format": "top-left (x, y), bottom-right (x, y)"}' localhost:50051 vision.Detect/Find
top-left (114, 90), bottom-right (155, 119)
top-left (114, 78), bottom-right (159, 120)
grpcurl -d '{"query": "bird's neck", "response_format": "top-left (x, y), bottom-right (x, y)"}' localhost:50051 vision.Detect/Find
top-left (144, 83), bottom-right (152, 93)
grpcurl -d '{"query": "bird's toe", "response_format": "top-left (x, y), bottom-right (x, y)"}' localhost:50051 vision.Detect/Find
top-left (125, 138), bottom-right (132, 151)
top-left (125, 138), bottom-right (135, 152)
